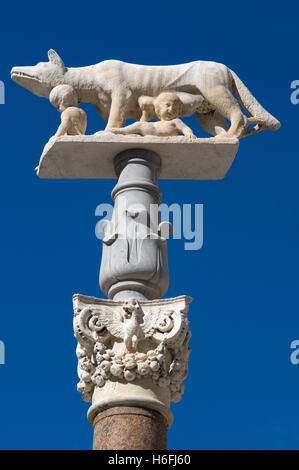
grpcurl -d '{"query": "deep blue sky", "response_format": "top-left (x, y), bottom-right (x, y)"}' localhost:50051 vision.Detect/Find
top-left (0, 0), bottom-right (298, 450)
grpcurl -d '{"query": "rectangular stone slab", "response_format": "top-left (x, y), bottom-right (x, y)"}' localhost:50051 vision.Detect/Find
top-left (36, 134), bottom-right (239, 180)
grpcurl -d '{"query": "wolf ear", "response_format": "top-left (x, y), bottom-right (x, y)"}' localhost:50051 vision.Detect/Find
top-left (48, 50), bottom-right (66, 72)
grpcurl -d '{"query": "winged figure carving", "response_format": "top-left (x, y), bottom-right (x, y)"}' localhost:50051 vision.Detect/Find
top-left (73, 294), bottom-right (192, 404)
top-left (91, 298), bottom-right (172, 352)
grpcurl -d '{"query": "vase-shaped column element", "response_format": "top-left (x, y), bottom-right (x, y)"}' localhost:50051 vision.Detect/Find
top-left (99, 149), bottom-right (171, 301)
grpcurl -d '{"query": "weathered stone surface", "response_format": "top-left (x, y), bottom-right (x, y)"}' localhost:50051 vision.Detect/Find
top-left (11, 50), bottom-right (280, 139)
top-left (73, 294), bottom-right (192, 428)
top-left (36, 133), bottom-right (239, 180)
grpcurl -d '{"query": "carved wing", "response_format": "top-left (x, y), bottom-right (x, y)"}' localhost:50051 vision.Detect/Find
top-left (74, 305), bottom-right (126, 350)
top-left (140, 307), bottom-right (159, 337)
top-left (95, 307), bottom-right (126, 340)
top-left (141, 306), bottom-right (174, 338)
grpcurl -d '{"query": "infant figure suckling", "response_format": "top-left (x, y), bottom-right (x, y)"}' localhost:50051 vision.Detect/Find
top-left (109, 92), bottom-right (197, 138)
top-left (49, 84), bottom-right (87, 138)
top-left (138, 92), bottom-right (183, 122)
top-left (138, 91), bottom-right (213, 122)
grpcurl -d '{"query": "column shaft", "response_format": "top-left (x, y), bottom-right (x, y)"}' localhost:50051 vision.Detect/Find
top-left (93, 407), bottom-right (167, 450)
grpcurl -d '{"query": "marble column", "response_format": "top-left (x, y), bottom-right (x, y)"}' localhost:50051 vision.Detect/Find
top-left (99, 149), bottom-right (169, 301)
top-left (35, 131), bottom-right (241, 450)
top-left (73, 148), bottom-right (192, 450)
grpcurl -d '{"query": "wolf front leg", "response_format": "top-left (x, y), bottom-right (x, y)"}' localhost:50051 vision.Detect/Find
top-left (105, 87), bottom-right (133, 129)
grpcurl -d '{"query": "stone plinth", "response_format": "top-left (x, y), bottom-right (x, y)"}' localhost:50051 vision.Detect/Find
top-left (36, 133), bottom-right (239, 180)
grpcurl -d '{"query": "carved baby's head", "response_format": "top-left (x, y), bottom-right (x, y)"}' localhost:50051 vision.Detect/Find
top-left (49, 84), bottom-right (79, 112)
top-left (154, 93), bottom-right (183, 121)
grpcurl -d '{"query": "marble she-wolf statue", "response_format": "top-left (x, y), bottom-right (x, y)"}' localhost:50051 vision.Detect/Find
top-left (11, 49), bottom-right (280, 139)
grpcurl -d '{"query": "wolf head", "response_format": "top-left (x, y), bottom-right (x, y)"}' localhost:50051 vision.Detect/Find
top-left (11, 50), bottom-right (67, 98)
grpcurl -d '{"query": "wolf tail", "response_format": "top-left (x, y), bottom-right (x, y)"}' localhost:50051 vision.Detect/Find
top-left (229, 69), bottom-right (281, 132)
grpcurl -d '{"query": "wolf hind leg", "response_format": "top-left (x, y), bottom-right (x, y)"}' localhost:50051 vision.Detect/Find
top-left (202, 85), bottom-right (247, 138)
top-left (196, 111), bottom-right (229, 137)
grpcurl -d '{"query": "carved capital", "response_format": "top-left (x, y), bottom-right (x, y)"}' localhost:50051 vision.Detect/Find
top-left (73, 294), bottom-right (192, 410)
